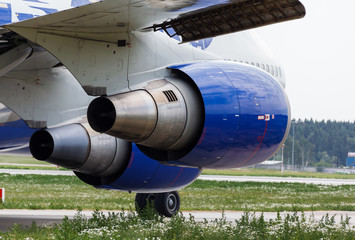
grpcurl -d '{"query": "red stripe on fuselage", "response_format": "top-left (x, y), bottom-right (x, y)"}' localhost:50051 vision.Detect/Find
top-left (167, 168), bottom-right (184, 187)
top-left (127, 152), bottom-right (135, 168)
top-left (239, 121), bottom-right (268, 166)
top-left (197, 128), bottom-right (207, 146)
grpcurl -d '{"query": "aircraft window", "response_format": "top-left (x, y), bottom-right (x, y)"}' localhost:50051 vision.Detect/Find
top-left (256, 63), bottom-right (260, 68)
top-left (261, 64), bottom-right (265, 70)
top-left (271, 66), bottom-right (274, 76)
top-left (240, 60), bottom-right (243, 63)
top-left (251, 62), bottom-right (255, 66)
top-left (275, 66), bottom-right (278, 77)
top-left (266, 65), bottom-right (269, 73)
top-left (245, 61), bottom-right (249, 64)
top-left (279, 67), bottom-right (282, 77)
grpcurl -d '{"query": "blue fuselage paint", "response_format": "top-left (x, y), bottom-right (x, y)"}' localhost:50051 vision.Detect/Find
top-left (98, 144), bottom-right (201, 193)
top-left (0, 119), bottom-right (36, 151)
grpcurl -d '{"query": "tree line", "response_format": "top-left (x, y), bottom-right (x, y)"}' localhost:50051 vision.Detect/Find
top-left (272, 119), bottom-right (355, 167)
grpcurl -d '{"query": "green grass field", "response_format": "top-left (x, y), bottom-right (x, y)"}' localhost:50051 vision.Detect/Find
top-left (0, 167), bottom-right (354, 239)
top-left (202, 168), bottom-right (355, 179)
top-left (1, 154), bottom-right (355, 179)
top-left (0, 155), bottom-right (68, 170)
top-left (1, 174), bottom-right (354, 212)
top-left (0, 155), bottom-right (50, 165)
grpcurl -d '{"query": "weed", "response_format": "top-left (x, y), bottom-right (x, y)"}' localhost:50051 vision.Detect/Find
top-left (1, 174), bottom-right (355, 212)
top-left (2, 210), bottom-right (354, 239)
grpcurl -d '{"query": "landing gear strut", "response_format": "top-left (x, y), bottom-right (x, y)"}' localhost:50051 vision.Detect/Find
top-left (135, 191), bottom-right (180, 217)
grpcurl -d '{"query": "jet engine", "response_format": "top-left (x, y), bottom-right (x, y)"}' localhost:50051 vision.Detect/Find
top-left (30, 60), bottom-right (290, 190)
top-left (29, 123), bottom-right (132, 184)
top-left (29, 123), bottom-right (201, 190)
top-left (87, 61), bottom-right (291, 169)
top-left (87, 79), bottom-right (204, 153)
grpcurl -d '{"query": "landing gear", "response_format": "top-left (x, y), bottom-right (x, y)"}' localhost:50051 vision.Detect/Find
top-left (135, 191), bottom-right (180, 217)
top-left (135, 193), bottom-right (156, 211)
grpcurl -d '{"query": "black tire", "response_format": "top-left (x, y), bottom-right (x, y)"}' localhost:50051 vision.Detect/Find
top-left (154, 191), bottom-right (180, 217)
top-left (135, 193), bottom-right (155, 213)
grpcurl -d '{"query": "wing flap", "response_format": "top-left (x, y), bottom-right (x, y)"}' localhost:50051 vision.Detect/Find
top-left (152, 0), bottom-right (306, 42)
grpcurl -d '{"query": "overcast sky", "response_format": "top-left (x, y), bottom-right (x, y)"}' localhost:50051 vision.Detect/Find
top-left (256, 0), bottom-right (355, 122)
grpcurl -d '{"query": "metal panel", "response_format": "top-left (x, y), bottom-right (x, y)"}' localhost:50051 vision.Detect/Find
top-left (153, 0), bottom-right (306, 42)
top-left (169, 61), bottom-right (290, 168)
top-left (0, 67), bottom-right (92, 128)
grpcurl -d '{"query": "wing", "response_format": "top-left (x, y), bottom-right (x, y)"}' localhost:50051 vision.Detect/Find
top-left (5, 0), bottom-right (305, 43)
top-left (3, 0), bottom-right (305, 95)
top-left (0, 0), bottom-right (304, 127)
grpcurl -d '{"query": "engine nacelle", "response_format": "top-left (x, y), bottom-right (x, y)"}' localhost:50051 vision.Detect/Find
top-left (29, 123), bottom-right (202, 191)
top-left (29, 124), bottom-right (132, 183)
top-left (87, 60), bottom-right (290, 169)
top-left (169, 61), bottom-right (291, 168)
top-left (87, 79), bottom-right (204, 153)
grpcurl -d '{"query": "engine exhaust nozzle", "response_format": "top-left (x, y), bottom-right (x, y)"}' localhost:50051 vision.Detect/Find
top-left (30, 124), bottom-right (131, 177)
top-left (87, 91), bottom-right (158, 143)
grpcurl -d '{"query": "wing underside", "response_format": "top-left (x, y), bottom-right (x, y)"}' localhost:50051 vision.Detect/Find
top-left (0, 0), bottom-right (305, 128)
top-left (5, 0), bottom-right (305, 43)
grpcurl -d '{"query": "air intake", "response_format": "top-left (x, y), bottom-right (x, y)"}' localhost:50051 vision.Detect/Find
top-left (163, 90), bottom-right (178, 102)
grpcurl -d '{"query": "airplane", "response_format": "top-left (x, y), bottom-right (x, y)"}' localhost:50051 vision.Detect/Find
top-left (0, 0), bottom-right (305, 217)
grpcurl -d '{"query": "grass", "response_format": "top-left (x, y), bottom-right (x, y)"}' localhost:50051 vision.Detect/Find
top-left (0, 155), bottom-right (50, 165)
top-left (1, 210), bottom-right (354, 239)
top-left (1, 154), bottom-right (355, 179)
top-left (0, 155), bottom-right (68, 170)
top-left (0, 165), bottom-right (67, 171)
top-left (202, 168), bottom-right (355, 179)
top-left (183, 180), bottom-right (355, 212)
top-left (1, 174), bottom-right (355, 212)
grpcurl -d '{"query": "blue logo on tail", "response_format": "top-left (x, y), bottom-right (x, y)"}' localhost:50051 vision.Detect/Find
top-left (71, 0), bottom-right (91, 7)
top-left (0, 3), bottom-right (11, 25)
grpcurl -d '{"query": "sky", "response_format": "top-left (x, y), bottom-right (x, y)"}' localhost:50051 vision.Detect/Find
top-left (256, 0), bottom-right (355, 122)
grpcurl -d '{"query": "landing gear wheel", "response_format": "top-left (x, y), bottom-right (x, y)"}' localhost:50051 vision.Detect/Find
top-left (154, 191), bottom-right (180, 217)
top-left (135, 193), bottom-right (156, 213)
